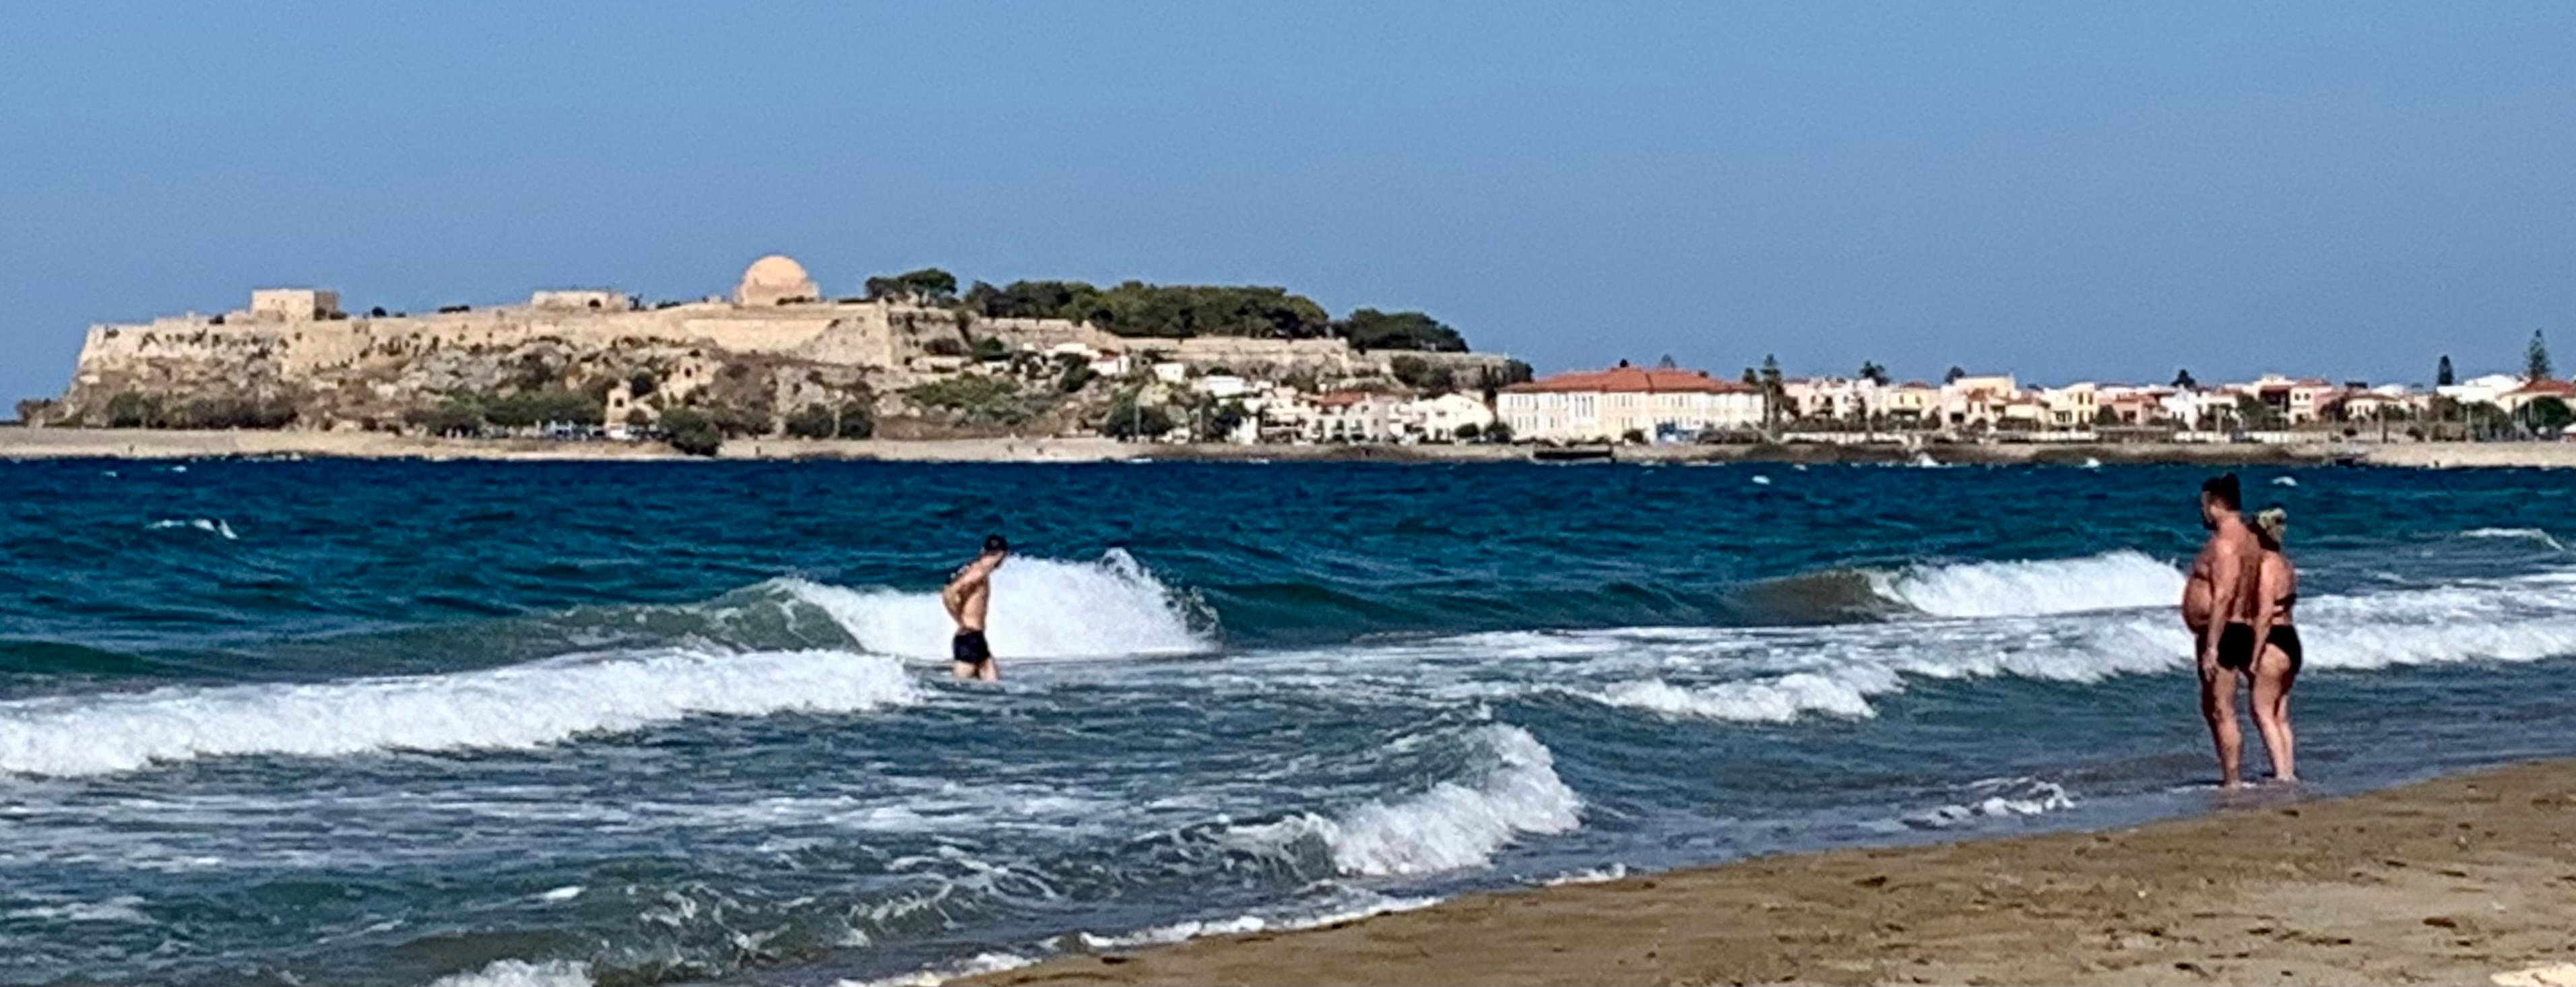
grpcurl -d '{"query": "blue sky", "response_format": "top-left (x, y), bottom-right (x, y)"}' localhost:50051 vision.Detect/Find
top-left (3, 3), bottom-right (2569, 404)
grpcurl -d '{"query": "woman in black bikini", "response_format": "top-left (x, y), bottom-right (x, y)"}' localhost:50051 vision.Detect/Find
top-left (2246, 507), bottom-right (2301, 783)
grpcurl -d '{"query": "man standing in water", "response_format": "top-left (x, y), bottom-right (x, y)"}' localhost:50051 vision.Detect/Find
top-left (943, 535), bottom-right (1008, 681)
top-left (2181, 474), bottom-right (2261, 788)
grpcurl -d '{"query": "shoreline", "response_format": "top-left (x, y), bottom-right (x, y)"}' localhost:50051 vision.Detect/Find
top-left (5, 427), bottom-right (2575, 468)
top-left (967, 759), bottom-right (2576, 986)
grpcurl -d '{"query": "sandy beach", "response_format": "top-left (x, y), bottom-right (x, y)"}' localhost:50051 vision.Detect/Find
top-left (971, 761), bottom-right (2576, 987)
top-left (7, 426), bottom-right (2573, 467)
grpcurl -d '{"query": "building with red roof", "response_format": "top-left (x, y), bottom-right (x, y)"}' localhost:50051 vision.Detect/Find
top-left (1497, 362), bottom-right (1764, 442)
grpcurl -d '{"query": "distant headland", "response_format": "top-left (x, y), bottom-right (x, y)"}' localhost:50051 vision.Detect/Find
top-left (15, 255), bottom-right (1524, 455)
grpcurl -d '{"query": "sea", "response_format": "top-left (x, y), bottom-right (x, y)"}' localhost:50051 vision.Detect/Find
top-left (3, 458), bottom-right (2573, 986)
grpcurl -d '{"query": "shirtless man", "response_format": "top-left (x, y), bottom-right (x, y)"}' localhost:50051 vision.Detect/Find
top-left (942, 535), bottom-right (1008, 681)
top-left (2181, 474), bottom-right (2261, 788)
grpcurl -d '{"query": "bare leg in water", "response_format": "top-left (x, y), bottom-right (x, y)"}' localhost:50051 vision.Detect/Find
top-left (2247, 644), bottom-right (2297, 783)
top-left (2198, 658), bottom-right (2244, 789)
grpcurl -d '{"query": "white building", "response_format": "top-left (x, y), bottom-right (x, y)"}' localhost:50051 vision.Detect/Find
top-left (2439, 373), bottom-right (2527, 408)
top-left (1397, 392), bottom-right (1497, 441)
top-left (1498, 364), bottom-right (1764, 443)
top-left (1306, 391), bottom-right (1405, 443)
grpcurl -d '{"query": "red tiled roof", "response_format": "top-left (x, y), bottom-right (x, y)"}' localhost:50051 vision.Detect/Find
top-left (1503, 367), bottom-right (1757, 394)
top-left (2511, 379), bottom-right (2576, 396)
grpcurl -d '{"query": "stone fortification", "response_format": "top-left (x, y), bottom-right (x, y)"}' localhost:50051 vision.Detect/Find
top-left (40, 256), bottom-right (1510, 434)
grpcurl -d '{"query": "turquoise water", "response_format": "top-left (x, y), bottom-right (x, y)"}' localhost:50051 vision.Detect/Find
top-left (3, 459), bottom-right (2573, 986)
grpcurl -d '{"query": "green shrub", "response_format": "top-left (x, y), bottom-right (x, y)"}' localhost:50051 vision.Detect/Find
top-left (660, 408), bottom-right (722, 456)
top-left (904, 375), bottom-right (1045, 426)
top-left (484, 389), bottom-right (602, 428)
top-left (175, 397), bottom-right (296, 429)
top-left (837, 404), bottom-right (876, 439)
top-left (707, 404), bottom-right (773, 437)
top-left (784, 404), bottom-right (836, 439)
top-left (1056, 362), bottom-right (1097, 394)
top-left (410, 398), bottom-right (486, 437)
top-left (1452, 422), bottom-right (1481, 442)
top-left (104, 391), bottom-right (160, 428)
top-left (1101, 391), bottom-right (1176, 440)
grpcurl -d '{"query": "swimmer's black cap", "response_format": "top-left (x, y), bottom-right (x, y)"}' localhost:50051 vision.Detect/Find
top-left (984, 534), bottom-right (1009, 554)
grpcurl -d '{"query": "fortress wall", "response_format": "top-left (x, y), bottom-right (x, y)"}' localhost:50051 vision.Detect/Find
top-left (971, 315), bottom-right (1123, 352)
top-left (1162, 337), bottom-right (1367, 375)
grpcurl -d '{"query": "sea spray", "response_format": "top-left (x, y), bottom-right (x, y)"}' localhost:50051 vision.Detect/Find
top-left (1593, 672), bottom-right (1888, 723)
top-left (0, 648), bottom-right (917, 777)
top-left (1869, 551), bottom-right (2183, 618)
top-left (784, 550), bottom-right (1213, 660)
top-left (426, 959), bottom-right (593, 987)
top-left (1235, 724), bottom-right (1580, 877)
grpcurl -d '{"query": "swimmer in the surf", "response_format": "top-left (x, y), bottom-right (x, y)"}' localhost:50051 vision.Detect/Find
top-left (942, 535), bottom-right (1008, 681)
top-left (2246, 507), bottom-right (2301, 783)
top-left (2181, 473), bottom-right (2261, 788)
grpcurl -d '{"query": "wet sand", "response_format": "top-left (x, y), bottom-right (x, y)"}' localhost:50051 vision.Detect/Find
top-left (973, 761), bottom-right (2576, 986)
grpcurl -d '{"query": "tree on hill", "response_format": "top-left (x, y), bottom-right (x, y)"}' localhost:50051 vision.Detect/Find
top-left (2528, 330), bottom-right (2554, 381)
top-left (2172, 368), bottom-right (2199, 389)
top-left (2437, 354), bottom-right (2455, 387)
top-left (1332, 309), bottom-right (1467, 352)
top-left (1944, 366), bottom-right (1968, 385)
top-left (1656, 354), bottom-right (1680, 370)
top-left (865, 268), bottom-right (959, 305)
top-left (1857, 361), bottom-right (1889, 386)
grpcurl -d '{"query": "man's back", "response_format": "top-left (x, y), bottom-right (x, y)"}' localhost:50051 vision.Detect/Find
top-left (944, 565), bottom-right (992, 632)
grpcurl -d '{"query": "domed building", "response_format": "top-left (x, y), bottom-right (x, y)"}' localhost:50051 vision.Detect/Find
top-left (734, 254), bottom-right (818, 307)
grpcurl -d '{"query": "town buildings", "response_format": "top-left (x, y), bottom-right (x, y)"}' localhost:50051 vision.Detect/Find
top-left (1498, 364), bottom-right (1766, 443)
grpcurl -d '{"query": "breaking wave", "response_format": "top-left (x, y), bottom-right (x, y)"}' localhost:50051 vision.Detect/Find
top-left (1869, 551), bottom-right (2183, 617)
top-left (1451, 567), bottom-right (2576, 724)
top-left (2462, 528), bottom-right (2567, 552)
top-left (1072, 891), bottom-right (1442, 952)
top-left (146, 517), bottom-right (237, 540)
top-left (1901, 777), bottom-right (2076, 829)
top-left (1592, 672), bottom-right (1888, 723)
top-left (426, 959), bottom-right (593, 987)
top-left (1233, 724), bottom-right (1580, 877)
top-left (783, 550), bottom-right (1213, 661)
top-left (0, 648), bottom-right (917, 777)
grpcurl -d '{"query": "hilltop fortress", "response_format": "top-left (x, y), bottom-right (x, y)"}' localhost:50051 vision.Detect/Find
top-left (37, 255), bottom-right (1511, 437)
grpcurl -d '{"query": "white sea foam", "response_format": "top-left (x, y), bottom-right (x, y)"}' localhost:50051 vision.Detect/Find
top-left (1395, 566), bottom-right (2576, 725)
top-left (1871, 551), bottom-right (2183, 618)
top-left (0, 648), bottom-right (917, 777)
top-left (841, 952), bottom-right (1037, 987)
top-left (1593, 672), bottom-right (1886, 723)
top-left (785, 550), bottom-right (1211, 661)
top-left (2463, 528), bottom-right (2567, 551)
top-left (426, 959), bottom-right (593, 987)
top-left (1074, 892), bottom-right (1443, 951)
top-left (1247, 724), bottom-right (1580, 877)
top-left (146, 517), bottom-right (237, 540)
top-left (1902, 777), bottom-right (2075, 829)
top-left (1542, 863), bottom-right (1631, 886)
top-left (3, 896), bottom-right (151, 924)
